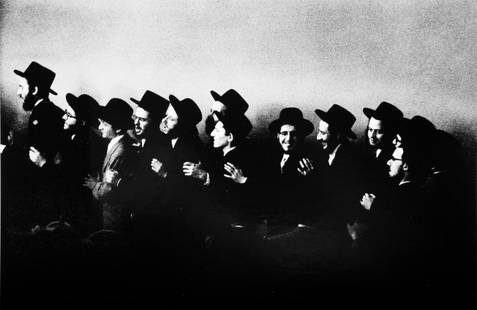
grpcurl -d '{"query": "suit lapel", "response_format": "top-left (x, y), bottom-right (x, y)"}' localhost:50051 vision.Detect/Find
top-left (102, 138), bottom-right (122, 173)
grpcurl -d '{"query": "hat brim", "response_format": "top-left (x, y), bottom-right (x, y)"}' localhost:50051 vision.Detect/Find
top-left (130, 97), bottom-right (140, 104)
top-left (65, 93), bottom-right (80, 114)
top-left (363, 107), bottom-right (375, 119)
top-left (315, 109), bottom-right (356, 139)
top-left (14, 69), bottom-right (57, 95)
top-left (269, 119), bottom-right (314, 137)
top-left (210, 90), bottom-right (221, 102)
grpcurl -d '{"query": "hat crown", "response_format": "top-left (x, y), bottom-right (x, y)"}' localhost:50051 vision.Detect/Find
top-left (100, 98), bottom-right (133, 129)
top-left (278, 107), bottom-right (305, 122)
top-left (133, 90), bottom-right (169, 117)
top-left (211, 89), bottom-right (249, 115)
top-left (169, 95), bottom-right (202, 126)
top-left (364, 101), bottom-right (403, 121)
top-left (14, 61), bottom-right (56, 94)
top-left (66, 93), bottom-right (99, 123)
top-left (327, 104), bottom-right (356, 128)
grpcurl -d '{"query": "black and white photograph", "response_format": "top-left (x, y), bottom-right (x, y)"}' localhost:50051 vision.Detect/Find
top-left (1, 0), bottom-right (476, 307)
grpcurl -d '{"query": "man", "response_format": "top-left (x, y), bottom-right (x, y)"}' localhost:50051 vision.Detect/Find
top-left (83, 98), bottom-right (136, 231)
top-left (14, 61), bottom-right (65, 166)
top-left (122, 90), bottom-right (169, 229)
top-left (265, 107), bottom-right (315, 223)
top-left (361, 101), bottom-right (403, 191)
top-left (312, 104), bottom-right (362, 226)
top-left (13, 61), bottom-right (66, 227)
top-left (205, 88), bottom-right (250, 134)
top-left (62, 93), bottom-right (104, 231)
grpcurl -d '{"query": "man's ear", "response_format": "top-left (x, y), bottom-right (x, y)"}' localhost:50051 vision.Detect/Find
top-left (227, 132), bottom-right (234, 144)
top-left (403, 162), bottom-right (409, 172)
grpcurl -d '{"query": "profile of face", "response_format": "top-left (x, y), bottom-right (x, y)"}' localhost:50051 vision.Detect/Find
top-left (62, 106), bottom-right (78, 131)
top-left (132, 106), bottom-right (152, 138)
top-left (17, 77), bottom-right (36, 111)
top-left (277, 124), bottom-right (298, 153)
top-left (98, 119), bottom-right (116, 140)
top-left (387, 147), bottom-right (404, 178)
top-left (316, 120), bottom-right (335, 150)
top-left (367, 117), bottom-right (385, 148)
top-left (211, 120), bottom-right (231, 149)
top-left (160, 104), bottom-right (179, 135)
top-left (205, 102), bottom-right (227, 135)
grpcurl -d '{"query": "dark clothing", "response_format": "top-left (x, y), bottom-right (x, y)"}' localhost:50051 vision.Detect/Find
top-left (262, 142), bottom-right (315, 223)
top-left (28, 99), bottom-right (65, 161)
top-left (309, 142), bottom-right (364, 228)
top-left (358, 142), bottom-right (394, 195)
top-left (60, 128), bottom-right (106, 232)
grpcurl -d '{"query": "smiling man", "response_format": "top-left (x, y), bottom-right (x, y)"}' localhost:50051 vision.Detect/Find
top-left (265, 107), bottom-right (315, 222)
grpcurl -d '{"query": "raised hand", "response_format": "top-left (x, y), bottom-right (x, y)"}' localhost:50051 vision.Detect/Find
top-left (183, 161), bottom-right (207, 181)
top-left (151, 158), bottom-right (167, 178)
top-left (360, 193), bottom-right (376, 210)
top-left (297, 157), bottom-right (314, 176)
top-left (224, 162), bottom-right (247, 184)
top-left (29, 146), bottom-right (47, 167)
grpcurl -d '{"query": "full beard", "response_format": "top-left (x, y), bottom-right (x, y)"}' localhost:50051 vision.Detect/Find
top-left (22, 92), bottom-right (37, 111)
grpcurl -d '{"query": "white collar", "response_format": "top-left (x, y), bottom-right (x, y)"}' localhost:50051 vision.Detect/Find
top-left (223, 146), bottom-right (236, 157)
top-left (171, 137), bottom-right (179, 148)
top-left (328, 143), bottom-right (342, 166)
top-left (375, 148), bottom-right (382, 158)
top-left (398, 180), bottom-right (412, 186)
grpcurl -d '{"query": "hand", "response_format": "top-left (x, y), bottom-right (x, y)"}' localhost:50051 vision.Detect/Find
top-left (224, 162), bottom-right (247, 184)
top-left (360, 193), bottom-right (376, 211)
top-left (297, 157), bottom-right (314, 176)
top-left (83, 174), bottom-right (98, 190)
top-left (29, 146), bottom-right (47, 167)
top-left (151, 158), bottom-right (167, 178)
top-left (104, 169), bottom-right (120, 185)
top-left (183, 161), bottom-right (207, 181)
top-left (347, 222), bottom-right (366, 241)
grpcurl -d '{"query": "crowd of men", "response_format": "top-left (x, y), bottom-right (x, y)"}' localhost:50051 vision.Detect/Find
top-left (2, 61), bottom-right (473, 303)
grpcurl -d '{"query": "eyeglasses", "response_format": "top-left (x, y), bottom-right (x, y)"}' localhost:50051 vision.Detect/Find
top-left (64, 110), bottom-right (77, 119)
top-left (390, 157), bottom-right (403, 162)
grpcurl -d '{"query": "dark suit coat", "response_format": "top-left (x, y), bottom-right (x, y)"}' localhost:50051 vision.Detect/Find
top-left (311, 142), bottom-right (365, 226)
top-left (93, 134), bottom-right (137, 230)
top-left (153, 133), bottom-right (205, 210)
top-left (262, 142), bottom-right (315, 221)
top-left (205, 142), bottom-right (260, 221)
top-left (358, 142), bottom-right (394, 195)
top-left (28, 99), bottom-right (65, 160)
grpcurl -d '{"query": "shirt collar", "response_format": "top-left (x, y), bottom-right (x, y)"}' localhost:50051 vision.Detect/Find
top-left (328, 143), bottom-right (342, 166)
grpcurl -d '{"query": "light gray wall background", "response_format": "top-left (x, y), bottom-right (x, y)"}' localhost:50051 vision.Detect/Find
top-left (1, 0), bottom-right (476, 163)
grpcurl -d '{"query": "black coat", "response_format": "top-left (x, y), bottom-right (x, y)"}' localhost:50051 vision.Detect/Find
top-left (28, 99), bottom-right (65, 160)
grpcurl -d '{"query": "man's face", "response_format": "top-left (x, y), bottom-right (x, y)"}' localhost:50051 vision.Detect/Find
top-left (98, 119), bottom-right (116, 140)
top-left (277, 124), bottom-right (298, 153)
top-left (211, 121), bottom-right (230, 149)
top-left (160, 104), bottom-right (179, 135)
top-left (387, 147), bottom-right (404, 178)
top-left (63, 106), bottom-right (78, 131)
top-left (316, 120), bottom-right (335, 150)
top-left (132, 107), bottom-right (152, 138)
top-left (17, 77), bottom-right (36, 111)
top-left (367, 117), bottom-right (385, 148)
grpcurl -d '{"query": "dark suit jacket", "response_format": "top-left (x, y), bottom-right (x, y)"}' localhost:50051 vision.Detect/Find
top-left (311, 142), bottom-right (364, 227)
top-left (262, 142), bottom-right (315, 222)
top-left (28, 99), bottom-right (65, 160)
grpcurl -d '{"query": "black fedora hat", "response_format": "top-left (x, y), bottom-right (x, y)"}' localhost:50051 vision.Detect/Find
top-left (315, 104), bottom-right (356, 139)
top-left (363, 101), bottom-right (403, 122)
top-left (215, 112), bottom-right (252, 140)
top-left (269, 107), bottom-right (314, 137)
top-left (97, 98), bottom-right (133, 130)
top-left (66, 93), bottom-right (99, 126)
top-left (130, 90), bottom-right (169, 119)
top-left (169, 95), bottom-right (202, 128)
top-left (14, 61), bottom-right (57, 95)
top-left (210, 89), bottom-right (249, 115)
